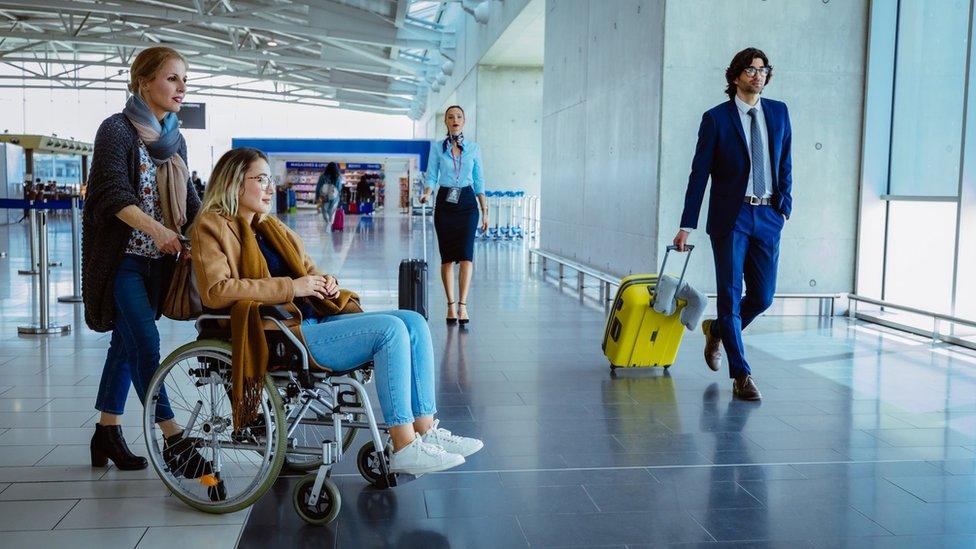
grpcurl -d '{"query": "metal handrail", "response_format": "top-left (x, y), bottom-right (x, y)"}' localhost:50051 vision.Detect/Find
top-left (847, 294), bottom-right (976, 330)
top-left (530, 248), bottom-right (843, 315)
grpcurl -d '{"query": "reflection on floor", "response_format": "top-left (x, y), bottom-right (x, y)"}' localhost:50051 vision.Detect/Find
top-left (2, 212), bottom-right (976, 548)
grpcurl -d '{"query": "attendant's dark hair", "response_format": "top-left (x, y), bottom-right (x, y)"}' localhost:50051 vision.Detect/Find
top-left (442, 105), bottom-right (465, 152)
top-left (724, 47), bottom-right (772, 99)
top-left (324, 161), bottom-right (340, 184)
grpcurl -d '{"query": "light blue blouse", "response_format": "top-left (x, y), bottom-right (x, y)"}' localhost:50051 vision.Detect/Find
top-left (424, 139), bottom-right (486, 195)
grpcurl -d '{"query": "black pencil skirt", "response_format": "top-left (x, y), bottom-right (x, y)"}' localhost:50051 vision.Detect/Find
top-left (433, 186), bottom-right (479, 264)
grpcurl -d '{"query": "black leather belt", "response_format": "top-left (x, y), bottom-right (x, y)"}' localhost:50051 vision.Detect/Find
top-left (743, 196), bottom-right (772, 205)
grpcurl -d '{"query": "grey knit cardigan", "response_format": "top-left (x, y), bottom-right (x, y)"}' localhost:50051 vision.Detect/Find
top-left (82, 113), bottom-right (201, 332)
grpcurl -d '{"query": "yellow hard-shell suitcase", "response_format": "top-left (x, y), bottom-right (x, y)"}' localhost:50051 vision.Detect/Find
top-left (601, 246), bottom-right (694, 371)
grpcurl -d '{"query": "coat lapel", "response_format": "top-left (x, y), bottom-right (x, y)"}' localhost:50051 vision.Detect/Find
top-left (762, 101), bottom-right (778, 187)
top-left (726, 100), bottom-right (748, 156)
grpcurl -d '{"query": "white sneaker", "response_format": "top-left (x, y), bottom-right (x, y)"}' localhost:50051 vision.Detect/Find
top-left (388, 434), bottom-right (465, 475)
top-left (421, 420), bottom-right (484, 458)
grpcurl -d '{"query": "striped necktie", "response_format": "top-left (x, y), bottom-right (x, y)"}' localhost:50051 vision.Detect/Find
top-left (747, 108), bottom-right (766, 198)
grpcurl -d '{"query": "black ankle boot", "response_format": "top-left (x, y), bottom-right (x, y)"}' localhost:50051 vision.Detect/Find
top-left (90, 423), bottom-right (148, 470)
top-left (163, 432), bottom-right (214, 479)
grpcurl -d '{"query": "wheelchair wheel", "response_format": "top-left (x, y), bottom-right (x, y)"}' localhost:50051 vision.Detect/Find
top-left (284, 393), bottom-right (361, 472)
top-left (356, 441), bottom-right (396, 489)
top-left (144, 340), bottom-right (286, 514)
top-left (292, 474), bottom-right (341, 526)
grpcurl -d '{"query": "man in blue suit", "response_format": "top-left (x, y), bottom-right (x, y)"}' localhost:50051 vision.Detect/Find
top-left (674, 47), bottom-right (793, 401)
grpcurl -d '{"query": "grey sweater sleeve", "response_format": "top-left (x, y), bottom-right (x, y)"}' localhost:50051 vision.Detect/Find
top-left (86, 116), bottom-right (140, 226)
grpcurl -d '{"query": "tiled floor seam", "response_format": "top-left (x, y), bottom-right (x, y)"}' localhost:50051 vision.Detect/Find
top-left (49, 498), bottom-right (82, 531)
top-left (578, 484), bottom-right (602, 513)
top-left (683, 508), bottom-right (719, 543)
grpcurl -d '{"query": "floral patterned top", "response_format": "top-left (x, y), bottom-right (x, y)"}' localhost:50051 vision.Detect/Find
top-left (123, 142), bottom-right (164, 259)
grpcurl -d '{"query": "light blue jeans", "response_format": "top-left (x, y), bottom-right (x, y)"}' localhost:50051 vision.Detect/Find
top-left (321, 197), bottom-right (340, 225)
top-left (302, 310), bottom-right (436, 426)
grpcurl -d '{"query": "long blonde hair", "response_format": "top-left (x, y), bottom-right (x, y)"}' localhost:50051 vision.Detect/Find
top-left (199, 148), bottom-right (271, 220)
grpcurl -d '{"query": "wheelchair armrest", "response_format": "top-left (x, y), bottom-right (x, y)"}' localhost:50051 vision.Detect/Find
top-left (259, 304), bottom-right (294, 321)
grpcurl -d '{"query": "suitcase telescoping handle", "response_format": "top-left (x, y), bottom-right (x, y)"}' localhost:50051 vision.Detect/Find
top-left (421, 182), bottom-right (428, 264)
top-left (651, 245), bottom-right (694, 308)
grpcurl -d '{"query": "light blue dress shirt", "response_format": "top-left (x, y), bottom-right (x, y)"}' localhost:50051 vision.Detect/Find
top-left (425, 139), bottom-right (486, 195)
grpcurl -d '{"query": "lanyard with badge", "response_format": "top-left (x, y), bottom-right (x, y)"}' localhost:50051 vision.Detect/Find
top-left (446, 146), bottom-right (462, 203)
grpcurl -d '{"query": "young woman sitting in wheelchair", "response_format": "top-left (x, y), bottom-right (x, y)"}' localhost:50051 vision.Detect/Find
top-left (190, 147), bottom-right (482, 476)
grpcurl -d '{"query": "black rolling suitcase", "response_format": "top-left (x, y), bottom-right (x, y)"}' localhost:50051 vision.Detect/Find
top-left (398, 193), bottom-right (429, 319)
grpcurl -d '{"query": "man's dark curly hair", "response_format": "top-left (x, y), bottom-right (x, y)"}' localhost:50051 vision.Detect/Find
top-left (725, 47), bottom-right (772, 99)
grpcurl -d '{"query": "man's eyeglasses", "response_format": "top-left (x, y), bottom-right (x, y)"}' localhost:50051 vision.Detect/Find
top-left (246, 174), bottom-right (275, 191)
top-left (743, 66), bottom-right (771, 77)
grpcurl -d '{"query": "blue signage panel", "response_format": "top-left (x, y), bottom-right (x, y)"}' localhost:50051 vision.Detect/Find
top-left (231, 138), bottom-right (433, 171)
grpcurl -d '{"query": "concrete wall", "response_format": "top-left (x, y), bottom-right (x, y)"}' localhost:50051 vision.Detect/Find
top-left (416, 0), bottom-right (533, 136)
top-left (540, 0), bottom-right (868, 294)
top-left (656, 0), bottom-right (868, 293)
top-left (477, 66), bottom-right (543, 196)
top-left (541, 0), bottom-right (666, 276)
top-left (416, 2), bottom-right (543, 197)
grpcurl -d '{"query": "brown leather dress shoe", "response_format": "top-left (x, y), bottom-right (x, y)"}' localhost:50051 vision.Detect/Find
top-left (732, 375), bottom-right (762, 401)
top-left (702, 319), bottom-right (722, 372)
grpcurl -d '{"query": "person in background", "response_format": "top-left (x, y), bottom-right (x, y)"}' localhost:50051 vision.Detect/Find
top-left (421, 105), bottom-right (489, 326)
top-left (191, 170), bottom-right (205, 197)
top-left (315, 162), bottom-right (342, 228)
top-left (357, 173), bottom-right (373, 205)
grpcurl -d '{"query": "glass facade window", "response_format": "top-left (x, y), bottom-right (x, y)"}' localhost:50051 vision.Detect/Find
top-left (882, 201), bottom-right (957, 313)
top-left (860, 0), bottom-right (976, 344)
top-left (888, 0), bottom-right (969, 197)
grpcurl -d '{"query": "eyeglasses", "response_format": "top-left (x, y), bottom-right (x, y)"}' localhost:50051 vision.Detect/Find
top-left (246, 174), bottom-right (275, 191)
top-left (743, 66), bottom-right (771, 77)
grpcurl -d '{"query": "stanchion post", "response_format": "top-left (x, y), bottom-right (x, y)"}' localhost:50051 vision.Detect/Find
top-left (17, 202), bottom-right (39, 275)
top-left (58, 196), bottom-right (83, 303)
top-left (19, 210), bottom-right (70, 335)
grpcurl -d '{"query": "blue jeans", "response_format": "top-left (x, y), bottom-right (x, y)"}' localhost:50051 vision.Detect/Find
top-left (95, 255), bottom-right (174, 421)
top-left (710, 204), bottom-right (783, 379)
top-left (302, 310), bottom-right (436, 426)
top-left (321, 197), bottom-right (339, 225)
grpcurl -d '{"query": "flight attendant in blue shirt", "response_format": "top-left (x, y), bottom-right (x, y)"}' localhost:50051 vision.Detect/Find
top-left (421, 105), bottom-right (489, 326)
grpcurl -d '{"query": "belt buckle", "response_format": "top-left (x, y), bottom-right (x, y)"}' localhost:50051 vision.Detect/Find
top-left (748, 196), bottom-right (760, 206)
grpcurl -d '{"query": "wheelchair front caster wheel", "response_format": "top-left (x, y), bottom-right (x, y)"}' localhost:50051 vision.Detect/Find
top-left (357, 442), bottom-right (396, 489)
top-left (292, 474), bottom-right (341, 526)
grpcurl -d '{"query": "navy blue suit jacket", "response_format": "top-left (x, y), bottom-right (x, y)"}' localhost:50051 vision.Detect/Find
top-left (679, 97), bottom-right (793, 238)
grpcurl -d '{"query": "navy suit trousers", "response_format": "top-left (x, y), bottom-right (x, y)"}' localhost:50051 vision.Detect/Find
top-left (709, 204), bottom-right (784, 378)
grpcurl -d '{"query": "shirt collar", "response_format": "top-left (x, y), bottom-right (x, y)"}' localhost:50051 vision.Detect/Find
top-left (734, 95), bottom-right (761, 116)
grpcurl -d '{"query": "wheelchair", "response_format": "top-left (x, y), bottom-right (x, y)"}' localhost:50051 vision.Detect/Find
top-left (141, 304), bottom-right (410, 525)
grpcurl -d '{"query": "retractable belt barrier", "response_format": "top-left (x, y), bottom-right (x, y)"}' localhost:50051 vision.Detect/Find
top-left (0, 198), bottom-right (81, 335)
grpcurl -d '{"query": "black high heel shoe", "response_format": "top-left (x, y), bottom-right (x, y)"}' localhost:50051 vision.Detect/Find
top-left (458, 302), bottom-right (470, 326)
top-left (90, 423), bottom-right (148, 470)
top-left (446, 301), bottom-right (458, 325)
top-left (163, 431), bottom-right (214, 479)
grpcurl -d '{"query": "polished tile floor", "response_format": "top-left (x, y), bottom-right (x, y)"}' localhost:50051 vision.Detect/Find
top-left (2, 211), bottom-right (976, 548)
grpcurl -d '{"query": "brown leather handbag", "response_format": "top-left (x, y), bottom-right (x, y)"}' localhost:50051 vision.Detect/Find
top-left (162, 242), bottom-right (202, 321)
